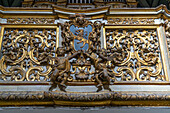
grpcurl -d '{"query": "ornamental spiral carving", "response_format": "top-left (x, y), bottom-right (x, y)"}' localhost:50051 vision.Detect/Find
top-left (0, 29), bottom-right (56, 81)
top-left (106, 29), bottom-right (164, 81)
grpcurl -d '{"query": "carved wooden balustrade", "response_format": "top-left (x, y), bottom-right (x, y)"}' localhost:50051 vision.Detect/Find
top-left (0, 5), bottom-right (169, 106)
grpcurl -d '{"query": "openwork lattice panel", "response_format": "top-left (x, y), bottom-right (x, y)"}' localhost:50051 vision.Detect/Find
top-left (0, 28), bottom-right (57, 81)
top-left (106, 29), bottom-right (165, 81)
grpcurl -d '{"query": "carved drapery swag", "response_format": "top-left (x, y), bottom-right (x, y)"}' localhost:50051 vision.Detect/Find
top-left (0, 14), bottom-right (165, 92)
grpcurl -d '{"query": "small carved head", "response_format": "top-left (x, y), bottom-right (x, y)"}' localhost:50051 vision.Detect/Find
top-left (100, 48), bottom-right (108, 56)
top-left (56, 47), bottom-right (65, 56)
top-left (94, 21), bottom-right (101, 28)
top-left (76, 16), bottom-right (85, 25)
top-left (69, 14), bottom-right (86, 26)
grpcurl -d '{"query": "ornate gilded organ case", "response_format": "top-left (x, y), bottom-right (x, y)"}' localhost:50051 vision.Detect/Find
top-left (0, 5), bottom-right (169, 106)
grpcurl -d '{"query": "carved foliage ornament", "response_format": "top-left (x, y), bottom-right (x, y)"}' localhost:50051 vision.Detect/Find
top-left (0, 91), bottom-right (169, 102)
top-left (0, 29), bottom-right (56, 81)
top-left (107, 18), bottom-right (155, 25)
top-left (7, 18), bottom-right (55, 24)
top-left (106, 29), bottom-right (164, 81)
top-left (165, 20), bottom-right (170, 53)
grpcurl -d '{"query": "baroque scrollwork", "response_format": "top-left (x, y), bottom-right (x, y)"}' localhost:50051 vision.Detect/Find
top-left (165, 20), bottom-right (170, 52)
top-left (0, 14), bottom-right (166, 93)
top-left (0, 28), bottom-right (56, 81)
top-left (7, 18), bottom-right (55, 24)
top-left (106, 29), bottom-right (164, 81)
top-left (107, 18), bottom-right (155, 25)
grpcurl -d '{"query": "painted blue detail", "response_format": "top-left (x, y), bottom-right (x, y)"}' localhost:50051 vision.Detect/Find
top-left (70, 25), bottom-right (92, 51)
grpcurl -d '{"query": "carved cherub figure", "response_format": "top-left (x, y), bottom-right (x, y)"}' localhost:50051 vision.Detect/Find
top-left (40, 51), bottom-right (81, 92)
top-left (84, 50), bottom-right (114, 92)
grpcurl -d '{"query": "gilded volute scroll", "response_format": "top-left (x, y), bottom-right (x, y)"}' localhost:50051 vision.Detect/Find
top-left (0, 29), bottom-right (56, 81)
top-left (105, 29), bottom-right (164, 81)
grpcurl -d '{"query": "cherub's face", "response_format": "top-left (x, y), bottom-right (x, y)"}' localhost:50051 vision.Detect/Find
top-left (101, 49), bottom-right (107, 56)
top-left (94, 21), bottom-right (101, 27)
top-left (76, 16), bottom-right (85, 25)
top-left (57, 47), bottom-right (65, 56)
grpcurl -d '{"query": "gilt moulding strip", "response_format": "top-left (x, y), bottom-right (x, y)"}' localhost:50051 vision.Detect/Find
top-left (7, 18), bottom-right (55, 24)
top-left (107, 18), bottom-right (155, 25)
top-left (0, 91), bottom-right (170, 106)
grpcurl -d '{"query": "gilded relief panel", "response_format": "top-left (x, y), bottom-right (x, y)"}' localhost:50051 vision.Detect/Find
top-left (105, 29), bottom-right (165, 81)
top-left (0, 28), bottom-right (56, 81)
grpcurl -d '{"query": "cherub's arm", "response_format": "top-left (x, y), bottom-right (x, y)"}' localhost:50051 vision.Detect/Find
top-left (83, 52), bottom-right (94, 59)
top-left (65, 58), bottom-right (71, 72)
top-left (40, 56), bottom-right (55, 64)
top-left (39, 57), bottom-right (49, 64)
top-left (67, 51), bottom-right (81, 59)
top-left (99, 53), bottom-right (108, 61)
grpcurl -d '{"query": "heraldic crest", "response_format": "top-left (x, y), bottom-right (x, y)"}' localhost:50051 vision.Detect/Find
top-left (39, 14), bottom-right (115, 92)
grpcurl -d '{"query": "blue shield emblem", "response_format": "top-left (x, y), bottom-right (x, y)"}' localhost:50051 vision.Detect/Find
top-left (70, 25), bottom-right (92, 51)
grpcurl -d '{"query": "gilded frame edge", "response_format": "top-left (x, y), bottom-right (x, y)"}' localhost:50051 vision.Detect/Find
top-left (103, 25), bottom-right (170, 82)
